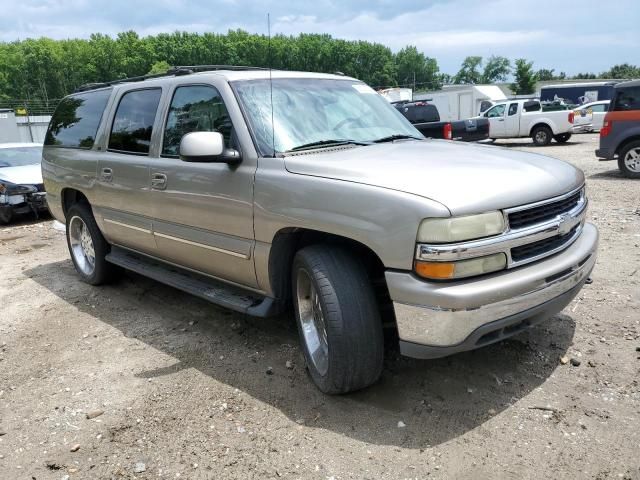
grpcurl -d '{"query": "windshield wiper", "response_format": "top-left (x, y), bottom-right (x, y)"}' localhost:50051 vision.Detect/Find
top-left (287, 139), bottom-right (371, 152)
top-left (372, 134), bottom-right (423, 143)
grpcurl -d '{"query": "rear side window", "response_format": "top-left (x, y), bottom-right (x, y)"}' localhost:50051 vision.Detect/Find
top-left (109, 89), bottom-right (162, 154)
top-left (45, 90), bottom-right (111, 148)
top-left (162, 85), bottom-right (233, 156)
top-left (413, 105), bottom-right (439, 123)
top-left (613, 87), bottom-right (640, 111)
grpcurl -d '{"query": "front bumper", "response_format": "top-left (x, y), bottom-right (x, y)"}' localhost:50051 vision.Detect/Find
top-left (0, 192), bottom-right (48, 216)
top-left (386, 223), bottom-right (598, 359)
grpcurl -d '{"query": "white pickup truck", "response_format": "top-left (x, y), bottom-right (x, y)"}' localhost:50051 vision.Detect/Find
top-left (481, 99), bottom-right (575, 146)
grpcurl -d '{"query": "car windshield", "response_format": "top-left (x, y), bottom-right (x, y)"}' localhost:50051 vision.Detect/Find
top-left (232, 78), bottom-right (422, 155)
top-left (0, 146), bottom-right (43, 168)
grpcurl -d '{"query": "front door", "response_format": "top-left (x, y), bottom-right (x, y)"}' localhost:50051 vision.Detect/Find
top-left (94, 87), bottom-right (163, 255)
top-left (485, 103), bottom-right (507, 137)
top-left (148, 82), bottom-right (258, 288)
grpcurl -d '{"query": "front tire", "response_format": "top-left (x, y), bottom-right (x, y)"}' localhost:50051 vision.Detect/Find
top-left (532, 125), bottom-right (552, 146)
top-left (66, 202), bottom-right (119, 285)
top-left (292, 245), bottom-right (384, 394)
top-left (554, 133), bottom-right (572, 143)
top-left (618, 141), bottom-right (640, 179)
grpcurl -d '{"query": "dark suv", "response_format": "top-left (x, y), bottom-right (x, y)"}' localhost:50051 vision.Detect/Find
top-left (596, 80), bottom-right (640, 178)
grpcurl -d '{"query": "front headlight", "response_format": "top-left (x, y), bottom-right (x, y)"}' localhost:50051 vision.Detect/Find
top-left (417, 211), bottom-right (506, 243)
top-left (0, 182), bottom-right (38, 195)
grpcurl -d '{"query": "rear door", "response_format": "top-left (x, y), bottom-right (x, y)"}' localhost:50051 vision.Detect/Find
top-left (504, 102), bottom-right (520, 136)
top-left (148, 79), bottom-right (258, 288)
top-left (94, 87), bottom-right (163, 255)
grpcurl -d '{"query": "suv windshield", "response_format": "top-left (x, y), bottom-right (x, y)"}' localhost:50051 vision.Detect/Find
top-left (0, 146), bottom-right (43, 168)
top-left (232, 78), bottom-right (422, 155)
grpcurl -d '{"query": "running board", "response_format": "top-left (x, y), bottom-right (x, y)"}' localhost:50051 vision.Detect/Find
top-left (105, 247), bottom-right (281, 317)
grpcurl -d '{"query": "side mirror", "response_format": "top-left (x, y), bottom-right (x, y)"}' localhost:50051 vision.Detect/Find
top-left (179, 131), bottom-right (241, 164)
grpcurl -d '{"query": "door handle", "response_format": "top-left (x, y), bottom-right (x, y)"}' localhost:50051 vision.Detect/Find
top-left (151, 173), bottom-right (168, 190)
top-left (498, 118), bottom-right (505, 122)
top-left (101, 167), bottom-right (113, 182)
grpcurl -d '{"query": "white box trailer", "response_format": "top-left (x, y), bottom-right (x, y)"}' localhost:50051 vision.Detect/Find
top-left (378, 88), bottom-right (413, 103)
top-left (414, 85), bottom-right (507, 121)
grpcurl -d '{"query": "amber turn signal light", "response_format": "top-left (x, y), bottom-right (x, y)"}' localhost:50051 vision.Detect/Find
top-left (414, 261), bottom-right (456, 280)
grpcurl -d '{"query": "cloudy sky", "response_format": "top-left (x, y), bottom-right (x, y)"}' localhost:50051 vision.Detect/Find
top-left (2, 0), bottom-right (638, 75)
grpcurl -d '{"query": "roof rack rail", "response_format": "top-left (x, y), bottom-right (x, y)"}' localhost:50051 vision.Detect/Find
top-left (74, 65), bottom-right (270, 93)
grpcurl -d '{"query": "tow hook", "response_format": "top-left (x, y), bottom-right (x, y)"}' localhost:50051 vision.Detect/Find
top-left (585, 277), bottom-right (593, 285)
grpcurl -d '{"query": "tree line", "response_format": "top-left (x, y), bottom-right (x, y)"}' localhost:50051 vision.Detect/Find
top-left (0, 30), bottom-right (637, 104)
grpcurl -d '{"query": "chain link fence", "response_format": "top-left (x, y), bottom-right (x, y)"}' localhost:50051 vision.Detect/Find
top-left (0, 99), bottom-right (61, 116)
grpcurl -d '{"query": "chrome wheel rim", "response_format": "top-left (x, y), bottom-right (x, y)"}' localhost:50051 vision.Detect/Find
top-left (296, 269), bottom-right (329, 376)
top-left (624, 147), bottom-right (640, 172)
top-left (69, 216), bottom-right (95, 276)
top-left (535, 131), bottom-right (547, 143)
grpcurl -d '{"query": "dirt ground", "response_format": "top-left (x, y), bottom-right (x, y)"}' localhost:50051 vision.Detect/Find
top-left (1, 134), bottom-right (639, 480)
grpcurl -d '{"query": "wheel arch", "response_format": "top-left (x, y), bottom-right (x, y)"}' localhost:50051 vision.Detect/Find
top-left (61, 188), bottom-right (90, 219)
top-left (266, 227), bottom-right (395, 324)
top-left (615, 135), bottom-right (640, 157)
top-left (529, 122), bottom-right (553, 137)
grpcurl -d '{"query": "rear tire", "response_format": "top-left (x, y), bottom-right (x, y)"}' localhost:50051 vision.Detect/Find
top-left (66, 202), bottom-right (120, 285)
top-left (531, 125), bottom-right (552, 146)
top-left (291, 245), bottom-right (384, 394)
top-left (554, 133), bottom-right (572, 143)
top-left (0, 207), bottom-right (12, 225)
top-left (618, 141), bottom-right (640, 178)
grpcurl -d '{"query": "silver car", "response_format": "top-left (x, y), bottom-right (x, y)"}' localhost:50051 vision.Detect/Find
top-left (42, 67), bottom-right (598, 394)
top-left (0, 142), bottom-right (48, 224)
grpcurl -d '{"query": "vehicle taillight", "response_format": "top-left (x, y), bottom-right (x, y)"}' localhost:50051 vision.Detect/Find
top-left (568, 111), bottom-right (574, 124)
top-left (600, 120), bottom-right (612, 137)
top-left (443, 123), bottom-right (452, 140)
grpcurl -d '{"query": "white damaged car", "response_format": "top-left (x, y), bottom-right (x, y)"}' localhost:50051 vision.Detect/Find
top-left (0, 143), bottom-right (48, 224)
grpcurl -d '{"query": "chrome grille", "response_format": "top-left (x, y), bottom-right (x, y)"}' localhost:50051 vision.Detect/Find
top-left (511, 225), bottom-right (580, 262)
top-left (508, 190), bottom-right (581, 230)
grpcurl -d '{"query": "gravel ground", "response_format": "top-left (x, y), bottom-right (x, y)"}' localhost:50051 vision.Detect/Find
top-left (1, 134), bottom-right (639, 480)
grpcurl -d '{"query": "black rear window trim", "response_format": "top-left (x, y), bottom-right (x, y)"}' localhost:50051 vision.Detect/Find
top-left (108, 86), bottom-right (163, 157)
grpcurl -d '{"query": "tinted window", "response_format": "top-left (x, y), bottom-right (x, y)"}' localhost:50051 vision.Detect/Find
top-left (162, 85), bottom-right (233, 156)
top-left (412, 105), bottom-right (439, 123)
top-left (523, 101), bottom-right (541, 112)
top-left (45, 90), bottom-right (111, 148)
top-left (508, 103), bottom-right (518, 116)
top-left (590, 103), bottom-right (608, 112)
top-left (109, 89), bottom-right (162, 154)
top-left (613, 87), bottom-right (640, 111)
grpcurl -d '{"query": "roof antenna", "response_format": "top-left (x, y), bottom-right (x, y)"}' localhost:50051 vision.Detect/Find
top-left (268, 13), bottom-right (276, 158)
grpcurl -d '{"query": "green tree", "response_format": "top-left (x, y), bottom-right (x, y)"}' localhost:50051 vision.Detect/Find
top-left (537, 68), bottom-right (567, 81)
top-left (601, 63), bottom-right (640, 79)
top-left (394, 46), bottom-right (441, 90)
top-left (481, 55), bottom-right (510, 83)
top-left (573, 72), bottom-right (597, 79)
top-left (510, 58), bottom-right (537, 94)
top-left (147, 60), bottom-right (172, 75)
top-left (454, 56), bottom-right (483, 84)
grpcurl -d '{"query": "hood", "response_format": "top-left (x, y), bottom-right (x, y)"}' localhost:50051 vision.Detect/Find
top-left (284, 140), bottom-right (584, 215)
top-left (0, 163), bottom-right (43, 186)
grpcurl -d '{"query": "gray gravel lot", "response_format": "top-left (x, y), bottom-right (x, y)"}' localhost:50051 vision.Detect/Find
top-left (0, 134), bottom-right (639, 479)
